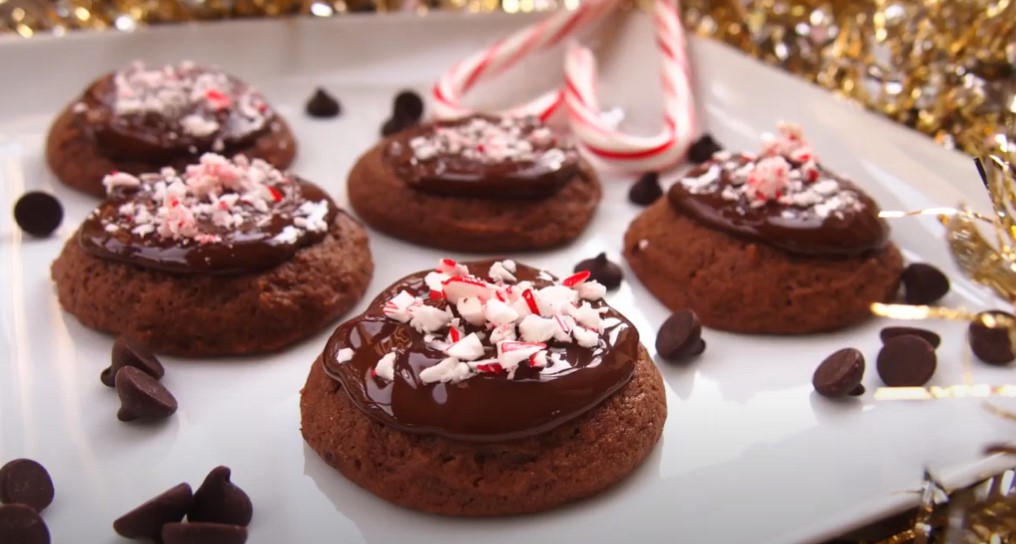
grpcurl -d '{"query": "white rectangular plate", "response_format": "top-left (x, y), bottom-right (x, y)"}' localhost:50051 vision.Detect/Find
top-left (1, 12), bottom-right (1014, 544)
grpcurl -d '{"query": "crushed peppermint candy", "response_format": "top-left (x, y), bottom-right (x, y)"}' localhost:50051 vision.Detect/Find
top-left (407, 116), bottom-right (569, 166)
top-left (101, 61), bottom-right (271, 142)
top-left (676, 123), bottom-right (864, 220)
top-left (361, 259), bottom-right (618, 385)
top-left (92, 153), bottom-right (329, 246)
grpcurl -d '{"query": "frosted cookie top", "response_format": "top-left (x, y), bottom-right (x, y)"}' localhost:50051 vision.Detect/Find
top-left (79, 153), bottom-right (334, 274)
top-left (384, 115), bottom-right (582, 199)
top-left (73, 61), bottom-right (278, 160)
top-left (668, 123), bottom-right (890, 257)
top-left (323, 259), bottom-right (639, 442)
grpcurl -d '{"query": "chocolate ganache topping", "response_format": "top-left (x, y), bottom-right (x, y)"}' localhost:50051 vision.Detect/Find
top-left (72, 61), bottom-right (276, 162)
top-left (79, 153), bottom-right (335, 274)
top-left (668, 123), bottom-right (889, 257)
top-left (383, 115), bottom-right (581, 199)
top-left (323, 259), bottom-right (639, 442)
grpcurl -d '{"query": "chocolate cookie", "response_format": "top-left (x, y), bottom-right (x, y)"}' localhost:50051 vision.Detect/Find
top-left (348, 115), bottom-right (601, 252)
top-left (46, 62), bottom-right (296, 197)
top-left (300, 260), bottom-right (666, 515)
top-left (624, 124), bottom-right (904, 334)
top-left (51, 155), bottom-right (372, 357)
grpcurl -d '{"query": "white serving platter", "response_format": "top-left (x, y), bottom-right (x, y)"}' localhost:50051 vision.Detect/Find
top-left (1, 11), bottom-right (1014, 544)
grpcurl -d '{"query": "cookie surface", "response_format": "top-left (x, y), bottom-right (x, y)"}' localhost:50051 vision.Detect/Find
top-left (51, 212), bottom-right (372, 357)
top-left (624, 199), bottom-right (903, 334)
top-left (300, 345), bottom-right (666, 516)
top-left (45, 104), bottom-right (296, 198)
top-left (347, 140), bottom-right (602, 252)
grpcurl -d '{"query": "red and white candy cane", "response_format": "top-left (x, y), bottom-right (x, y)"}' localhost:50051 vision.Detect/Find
top-left (564, 0), bottom-right (696, 172)
top-left (431, 0), bottom-right (620, 121)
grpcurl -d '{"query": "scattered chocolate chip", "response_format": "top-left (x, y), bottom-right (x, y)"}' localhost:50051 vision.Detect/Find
top-left (393, 90), bottom-right (424, 123)
top-left (162, 522), bottom-right (247, 544)
top-left (102, 336), bottom-right (165, 388)
top-left (655, 310), bottom-right (706, 361)
top-left (115, 366), bottom-right (178, 422)
top-left (0, 504), bottom-right (49, 544)
top-left (879, 326), bottom-right (941, 349)
top-left (13, 192), bottom-right (63, 238)
top-left (968, 310), bottom-right (1016, 365)
top-left (573, 253), bottom-right (623, 290)
top-left (900, 263), bottom-right (950, 304)
top-left (0, 459), bottom-right (54, 512)
top-left (876, 335), bottom-right (937, 387)
top-left (305, 88), bottom-right (341, 118)
top-left (628, 172), bottom-right (663, 206)
top-left (687, 134), bottom-right (722, 164)
top-left (380, 117), bottom-right (410, 137)
top-left (188, 467), bottom-right (252, 527)
top-left (812, 348), bottom-right (865, 398)
top-left (113, 483), bottom-right (193, 540)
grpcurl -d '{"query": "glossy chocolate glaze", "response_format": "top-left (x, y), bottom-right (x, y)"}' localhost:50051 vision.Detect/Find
top-left (668, 156), bottom-right (890, 257)
top-left (383, 116), bottom-right (580, 199)
top-left (79, 180), bottom-right (335, 275)
top-left (75, 67), bottom-right (274, 162)
top-left (323, 261), bottom-right (639, 442)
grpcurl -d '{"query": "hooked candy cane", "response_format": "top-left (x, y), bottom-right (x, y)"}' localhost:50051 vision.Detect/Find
top-left (431, 0), bottom-right (620, 121)
top-left (563, 0), bottom-right (695, 172)
top-left (431, 0), bottom-right (696, 173)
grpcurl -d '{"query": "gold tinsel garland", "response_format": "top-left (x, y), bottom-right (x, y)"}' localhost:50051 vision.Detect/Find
top-left (1, 0), bottom-right (1014, 157)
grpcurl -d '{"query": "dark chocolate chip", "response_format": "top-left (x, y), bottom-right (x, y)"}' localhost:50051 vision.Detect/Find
top-left (879, 326), bottom-right (941, 348)
top-left (876, 335), bottom-right (937, 387)
top-left (115, 366), bottom-right (178, 422)
top-left (393, 90), bottom-right (424, 123)
top-left (188, 467), bottom-right (252, 527)
top-left (0, 459), bottom-right (54, 512)
top-left (381, 117), bottom-right (417, 137)
top-left (850, 384), bottom-right (866, 396)
top-left (305, 88), bottom-right (341, 118)
top-left (968, 310), bottom-right (1016, 365)
top-left (102, 336), bottom-right (165, 388)
top-left (655, 310), bottom-right (705, 361)
top-left (162, 522), bottom-right (248, 544)
top-left (113, 483), bottom-right (193, 540)
top-left (687, 134), bottom-right (723, 164)
top-left (900, 263), bottom-right (950, 304)
top-left (812, 348), bottom-right (865, 398)
top-left (628, 172), bottom-right (663, 206)
top-left (13, 192), bottom-right (63, 238)
top-left (0, 504), bottom-right (49, 544)
top-left (573, 253), bottom-right (623, 290)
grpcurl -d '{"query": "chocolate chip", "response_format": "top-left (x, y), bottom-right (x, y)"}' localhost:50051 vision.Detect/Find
top-left (812, 348), bottom-right (865, 398)
top-left (305, 88), bottom-right (341, 118)
top-left (113, 483), bottom-right (193, 540)
top-left (102, 337), bottom-right (165, 390)
top-left (968, 311), bottom-right (1016, 365)
top-left (0, 459), bottom-right (54, 512)
top-left (900, 263), bottom-right (950, 304)
top-left (188, 467), bottom-right (252, 527)
top-left (115, 366), bottom-right (178, 422)
top-left (687, 134), bottom-right (723, 164)
top-left (655, 310), bottom-right (706, 361)
top-left (162, 522), bottom-right (248, 544)
top-left (393, 90), bottom-right (424, 123)
top-left (13, 192), bottom-right (63, 238)
top-left (102, 336), bottom-right (165, 388)
top-left (876, 335), bottom-right (937, 387)
top-left (381, 117), bottom-right (417, 137)
top-left (879, 326), bottom-right (941, 348)
top-left (0, 504), bottom-right (49, 544)
top-left (573, 253), bottom-right (623, 290)
top-left (849, 384), bottom-right (866, 396)
top-left (628, 172), bottom-right (663, 205)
